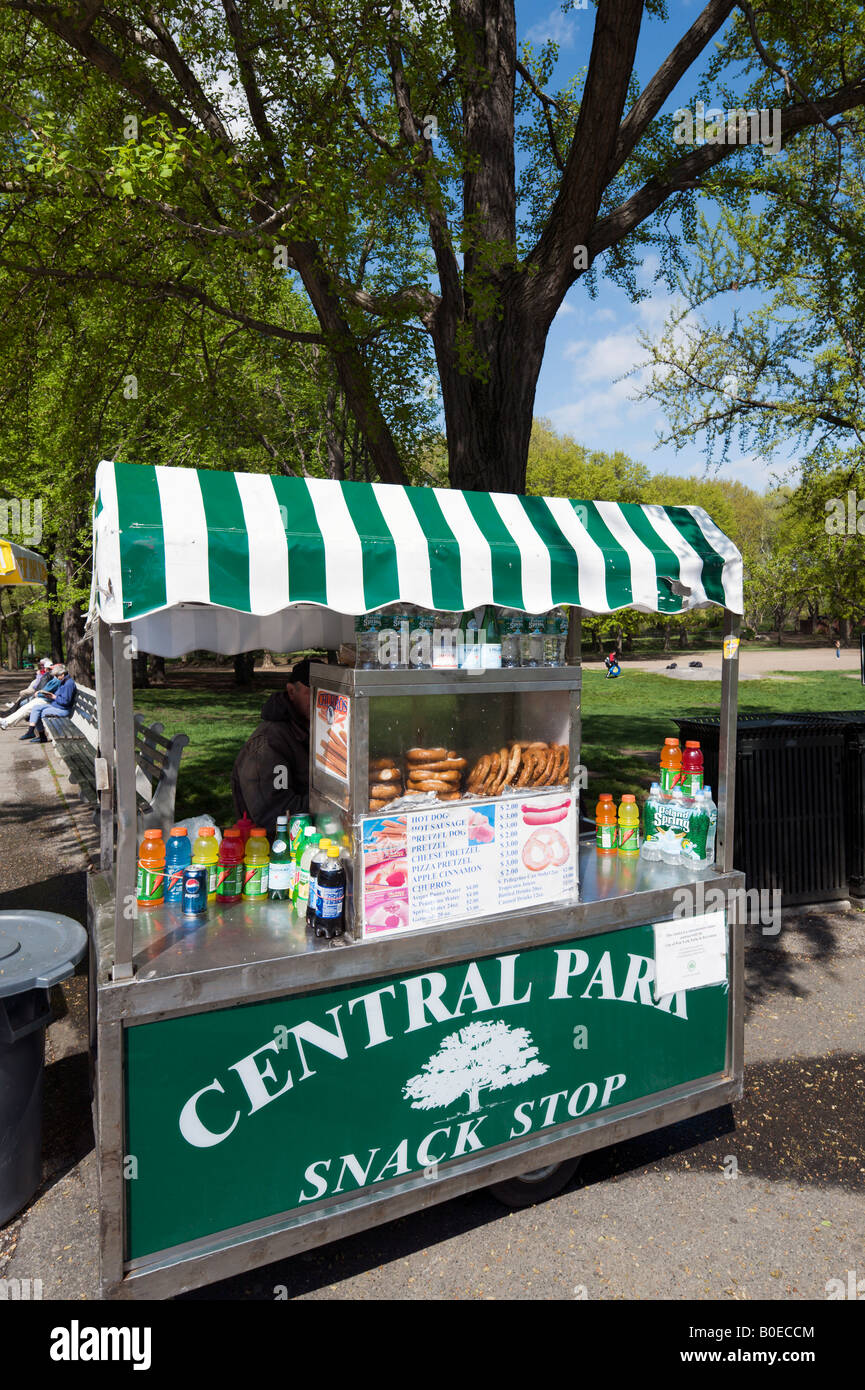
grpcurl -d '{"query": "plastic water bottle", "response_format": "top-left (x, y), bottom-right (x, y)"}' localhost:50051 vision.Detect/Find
top-left (500, 609), bottom-right (523, 667)
top-left (542, 608), bottom-right (568, 666)
top-left (702, 786), bottom-right (718, 865)
top-left (355, 614), bottom-right (381, 669)
top-left (640, 783), bottom-right (663, 861)
top-left (521, 614), bottom-right (545, 667)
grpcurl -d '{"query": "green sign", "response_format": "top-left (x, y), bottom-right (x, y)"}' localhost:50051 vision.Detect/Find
top-left (125, 922), bottom-right (728, 1260)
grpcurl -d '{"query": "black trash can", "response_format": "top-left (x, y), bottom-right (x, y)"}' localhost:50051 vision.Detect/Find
top-left (674, 715), bottom-right (848, 905)
top-left (0, 912), bottom-right (87, 1225)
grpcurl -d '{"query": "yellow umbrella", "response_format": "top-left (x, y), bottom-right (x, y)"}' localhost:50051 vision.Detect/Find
top-left (0, 539), bottom-right (47, 587)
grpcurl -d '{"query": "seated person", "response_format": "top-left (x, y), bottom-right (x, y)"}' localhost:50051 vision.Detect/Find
top-left (231, 659), bottom-right (311, 839)
top-left (0, 658), bottom-right (53, 724)
top-left (604, 651), bottom-right (621, 678)
top-left (20, 665), bottom-right (77, 742)
top-left (1, 664), bottom-right (61, 730)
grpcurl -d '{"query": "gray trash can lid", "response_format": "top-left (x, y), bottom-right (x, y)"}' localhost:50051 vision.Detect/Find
top-left (0, 911), bottom-right (87, 997)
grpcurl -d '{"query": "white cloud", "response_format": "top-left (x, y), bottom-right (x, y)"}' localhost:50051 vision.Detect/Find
top-left (525, 6), bottom-right (580, 48)
top-left (555, 299), bottom-right (576, 317)
top-left (592, 307), bottom-right (616, 323)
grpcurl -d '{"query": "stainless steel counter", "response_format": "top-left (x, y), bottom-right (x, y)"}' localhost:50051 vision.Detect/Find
top-left (90, 840), bottom-right (738, 1024)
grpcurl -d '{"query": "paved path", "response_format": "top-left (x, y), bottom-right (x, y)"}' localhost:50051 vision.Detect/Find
top-left (0, 670), bottom-right (862, 1302)
top-left (585, 645), bottom-right (861, 680)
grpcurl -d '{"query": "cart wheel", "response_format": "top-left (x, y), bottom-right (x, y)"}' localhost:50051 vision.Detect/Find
top-left (488, 1157), bottom-right (581, 1208)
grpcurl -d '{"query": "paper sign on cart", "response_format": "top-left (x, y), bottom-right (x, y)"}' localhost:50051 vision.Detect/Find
top-left (313, 690), bottom-right (350, 784)
top-left (653, 911), bottom-right (727, 997)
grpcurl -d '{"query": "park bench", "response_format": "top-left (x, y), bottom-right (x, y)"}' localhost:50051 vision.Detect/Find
top-left (44, 683), bottom-right (189, 836)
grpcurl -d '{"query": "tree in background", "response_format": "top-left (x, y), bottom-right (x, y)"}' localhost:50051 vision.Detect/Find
top-left (1, 1), bottom-right (864, 493)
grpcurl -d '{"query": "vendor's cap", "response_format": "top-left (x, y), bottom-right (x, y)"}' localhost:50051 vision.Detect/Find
top-left (288, 657), bottom-right (311, 686)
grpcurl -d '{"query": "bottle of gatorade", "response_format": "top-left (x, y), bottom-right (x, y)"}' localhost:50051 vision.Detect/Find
top-left (292, 827), bottom-right (319, 903)
top-left (192, 826), bottom-right (219, 901)
top-left (660, 737), bottom-right (682, 794)
top-left (243, 828), bottom-right (270, 899)
top-left (164, 826), bottom-right (191, 906)
top-left (618, 794), bottom-right (640, 855)
top-left (216, 828), bottom-right (245, 905)
top-left (682, 740), bottom-right (704, 796)
top-left (136, 828), bottom-right (165, 908)
top-left (268, 815), bottom-right (293, 901)
top-left (595, 794), bottom-right (617, 853)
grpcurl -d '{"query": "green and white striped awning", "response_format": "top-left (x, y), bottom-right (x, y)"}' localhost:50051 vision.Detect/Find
top-left (92, 460), bottom-right (743, 657)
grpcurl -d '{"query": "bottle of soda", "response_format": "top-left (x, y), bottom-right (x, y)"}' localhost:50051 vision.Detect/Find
top-left (314, 846), bottom-right (346, 938)
top-left (295, 830), bottom-right (322, 907)
top-left (306, 838), bottom-right (333, 926)
top-left (268, 815), bottom-right (293, 901)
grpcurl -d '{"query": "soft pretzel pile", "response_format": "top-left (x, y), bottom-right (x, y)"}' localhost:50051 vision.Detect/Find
top-left (466, 741), bottom-right (569, 795)
top-left (368, 756), bottom-right (404, 812)
top-left (404, 747), bottom-right (467, 800)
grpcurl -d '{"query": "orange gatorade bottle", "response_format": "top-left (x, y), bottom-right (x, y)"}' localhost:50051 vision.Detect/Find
top-left (595, 794), bottom-right (617, 854)
top-left (136, 828), bottom-right (165, 908)
top-left (660, 737), bottom-right (683, 794)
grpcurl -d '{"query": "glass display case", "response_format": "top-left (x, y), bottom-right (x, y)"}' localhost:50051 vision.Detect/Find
top-left (308, 663), bottom-right (581, 941)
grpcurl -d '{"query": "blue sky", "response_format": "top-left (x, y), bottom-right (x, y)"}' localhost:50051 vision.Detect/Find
top-left (516, 0), bottom-right (774, 491)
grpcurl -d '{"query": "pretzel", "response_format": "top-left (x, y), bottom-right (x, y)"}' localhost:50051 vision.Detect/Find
top-left (408, 767), bottom-right (461, 785)
top-left (538, 748), bottom-right (559, 786)
top-left (369, 784), bottom-right (400, 802)
top-left (467, 754), bottom-right (490, 792)
top-left (406, 747), bottom-right (449, 764)
top-left (370, 756), bottom-right (399, 772)
top-left (411, 757), bottom-right (466, 773)
top-left (489, 746), bottom-right (510, 794)
top-left (526, 741), bottom-right (549, 751)
top-left (480, 752), bottom-right (501, 794)
top-left (409, 776), bottom-right (456, 793)
top-left (501, 743), bottom-right (522, 787)
top-left (516, 748), bottom-right (537, 787)
top-left (438, 791), bottom-right (462, 800)
top-left (373, 766), bottom-right (402, 783)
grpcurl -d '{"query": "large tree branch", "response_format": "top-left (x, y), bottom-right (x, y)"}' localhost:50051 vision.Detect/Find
top-left (220, 0), bottom-right (285, 179)
top-left (0, 254), bottom-right (325, 342)
top-left (587, 81), bottom-right (865, 266)
top-left (613, 0), bottom-right (737, 172)
top-left (527, 0), bottom-right (645, 311)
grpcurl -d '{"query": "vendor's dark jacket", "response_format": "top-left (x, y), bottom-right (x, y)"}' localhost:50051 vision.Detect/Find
top-left (231, 691), bottom-right (310, 838)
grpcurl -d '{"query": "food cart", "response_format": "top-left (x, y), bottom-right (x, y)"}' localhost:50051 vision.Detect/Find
top-left (87, 460), bottom-right (744, 1299)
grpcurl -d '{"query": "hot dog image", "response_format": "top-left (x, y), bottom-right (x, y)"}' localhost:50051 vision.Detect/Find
top-left (521, 796), bottom-right (571, 826)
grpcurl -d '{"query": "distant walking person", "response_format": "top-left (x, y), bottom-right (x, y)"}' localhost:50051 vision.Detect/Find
top-left (835, 640), bottom-right (841, 659)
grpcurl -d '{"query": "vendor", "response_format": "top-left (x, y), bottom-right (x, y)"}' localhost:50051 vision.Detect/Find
top-left (231, 659), bottom-right (311, 838)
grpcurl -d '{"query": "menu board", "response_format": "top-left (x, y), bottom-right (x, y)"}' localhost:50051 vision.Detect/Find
top-left (313, 689), bottom-right (350, 784)
top-left (361, 792), bottom-right (577, 938)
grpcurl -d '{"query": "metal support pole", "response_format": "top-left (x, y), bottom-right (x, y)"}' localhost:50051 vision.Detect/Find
top-left (112, 624), bottom-right (137, 980)
top-left (94, 618), bottom-right (115, 871)
top-left (717, 610), bottom-right (740, 873)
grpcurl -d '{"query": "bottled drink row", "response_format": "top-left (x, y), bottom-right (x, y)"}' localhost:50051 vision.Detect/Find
top-left (594, 738), bottom-right (718, 869)
top-left (135, 813), bottom-right (348, 939)
top-left (354, 604), bottom-right (569, 670)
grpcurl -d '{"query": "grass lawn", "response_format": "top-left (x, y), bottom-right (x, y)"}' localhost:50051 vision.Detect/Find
top-left (134, 668), bottom-right (864, 827)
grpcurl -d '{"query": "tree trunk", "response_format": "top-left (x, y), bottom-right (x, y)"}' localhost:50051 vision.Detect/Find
top-left (148, 655), bottom-right (166, 685)
top-left (678, 627), bottom-right (687, 649)
top-left (62, 604), bottom-right (91, 681)
top-left (438, 309), bottom-right (547, 492)
top-left (841, 616), bottom-right (852, 645)
top-left (45, 559), bottom-right (64, 662)
top-left (662, 625), bottom-right (671, 654)
top-left (133, 651), bottom-right (149, 688)
top-left (234, 652), bottom-right (256, 685)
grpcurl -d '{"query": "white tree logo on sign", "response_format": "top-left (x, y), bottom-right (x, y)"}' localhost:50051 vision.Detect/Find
top-left (403, 1020), bottom-right (548, 1114)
